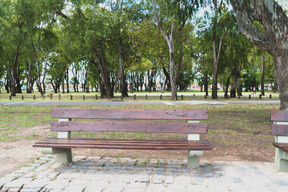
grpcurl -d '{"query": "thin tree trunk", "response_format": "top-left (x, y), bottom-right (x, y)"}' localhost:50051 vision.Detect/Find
top-left (225, 76), bottom-right (231, 98)
top-left (260, 56), bottom-right (265, 96)
top-left (211, 0), bottom-right (224, 99)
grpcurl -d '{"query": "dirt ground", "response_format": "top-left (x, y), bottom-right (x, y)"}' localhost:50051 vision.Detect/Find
top-left (0, 120), bottom-right (275, 178)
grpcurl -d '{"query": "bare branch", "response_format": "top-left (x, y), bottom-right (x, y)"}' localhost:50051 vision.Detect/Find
top-left (151, 0), bottom-right (167, 39)
top-left (56, 7), bottom-right (70, 20)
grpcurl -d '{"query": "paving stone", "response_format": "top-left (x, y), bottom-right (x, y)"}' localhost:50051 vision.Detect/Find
top-left (125, 183), bottom-right (146, 190)
top-left (62, 184), bottom-right (86, 192)
top-left (164, 184), bottom-right (187, 192)
top-left (231, 177), bottom-right (243, 184)
top-left (125, 159), bottom-right (137, 166)
top-left (1, 179), bottom-right (27, 192)
top-left (85, 183), bottom-right (106, 192)
top-left (174, 175), bottom-right (191, 185)
top-left (145, 184), bottom-right (165, 192)
top-left (135, 174), bottom-right (151, 183)
top-left (102, 181), bottom-right (127, 192)
top-left (73, 156), bottom-right (87, 161)
top-left (164, 176), bottom-right (174, 184)
top-left (152, 175), bottom-right (163, 184)
top-left (40, 180), bottom-right (68, 192)
top-left (20, 179), bottom-right (48, 192)
top-left (276, 180), bottom-right (288, 186)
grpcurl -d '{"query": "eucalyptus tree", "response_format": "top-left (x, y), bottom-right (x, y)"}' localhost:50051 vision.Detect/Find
top-left (230, 0), bottom-right (288, 109)
top-left (151, 0), bottom-right (204, 100)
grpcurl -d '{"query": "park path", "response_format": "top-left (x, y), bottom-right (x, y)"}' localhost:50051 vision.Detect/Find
top-left (0, 100), bottom-right (280, 106)
top-left (1, 155), bottom-right (288, 192)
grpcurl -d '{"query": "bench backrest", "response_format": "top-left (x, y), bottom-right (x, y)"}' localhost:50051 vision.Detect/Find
top-left (51, 108), bottom-right (208, 135)
top-left (271, 111), bottom-right (288, 143)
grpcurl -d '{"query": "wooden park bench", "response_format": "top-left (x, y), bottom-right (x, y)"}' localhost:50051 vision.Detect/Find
top-left (271, 110), bottom-right (288, 171)
top-left (33, 108), bottom-right (211, 168)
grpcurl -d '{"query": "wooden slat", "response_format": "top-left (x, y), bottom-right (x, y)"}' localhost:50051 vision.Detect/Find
top-left (271, 124), bottom-right (288, 136)
top-left (273, 142), bottom-right (288, 153)
top-left (50, 121), bottom-right (208, 134)
top-left (52, 108), bottom-right (208, 120)
top-left (33, 138), bottom-right (212, 150)
top-left (271, 111), bottom-right (288, 122)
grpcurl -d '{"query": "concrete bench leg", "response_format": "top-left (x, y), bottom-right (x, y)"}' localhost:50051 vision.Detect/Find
top-left (188, 151), bottom-right (203, 168)
top-left (56, 149), bottom-right (72, 163)
top-left (275, 148), bottom-right (288, 172)
top-left (41, 148), bottom-right (73, 163)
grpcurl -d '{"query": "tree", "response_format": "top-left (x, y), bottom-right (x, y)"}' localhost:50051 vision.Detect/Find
top-left (230, 0), bottom-right (288, 110)
top-left (151, 0), bottom-right (177, 100)
top-left (211, 0), bottom-right (226, 99)
top-left (151, 0), bottom-right (203, 100)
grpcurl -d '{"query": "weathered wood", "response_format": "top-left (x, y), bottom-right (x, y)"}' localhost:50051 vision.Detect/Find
top-left (273, 142), bottom-right (288, 153)
top-left (52, 109), bottom-right (208, 120)
top-left (33, 139), bottom-right (212, 150)
top-left (271, 124), bottom-right (288, 136)
top-left (271, 111), bottom-right (288, 122)
top-left (50, 121), bottom-right (208, 133)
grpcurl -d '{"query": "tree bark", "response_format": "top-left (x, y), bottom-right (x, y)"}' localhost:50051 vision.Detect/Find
top-left (230, 0), bottom-right (288, 109)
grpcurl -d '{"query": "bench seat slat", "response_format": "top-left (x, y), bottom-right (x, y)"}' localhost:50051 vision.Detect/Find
top-left (33, 139), bottom-right (212, 150)
top-left (52, 109), bottom-right (208, 120)
top-left (271, 111), bottom-right (288, 122)
top-left (271, 124), bottom-right (288, 136)
top-left (273, 142), bottom-right (288, 153)
top-left (51, 121), bottom-right (208, 133)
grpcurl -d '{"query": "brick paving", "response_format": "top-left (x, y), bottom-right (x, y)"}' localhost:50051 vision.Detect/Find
top-left (1, 155), bottom-right (288, 192)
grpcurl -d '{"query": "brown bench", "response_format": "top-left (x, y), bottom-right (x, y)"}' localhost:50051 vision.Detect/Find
top-left (271, 111), bottom-right (288, 171)
top-left (33, 108), bottom-right (211, 168)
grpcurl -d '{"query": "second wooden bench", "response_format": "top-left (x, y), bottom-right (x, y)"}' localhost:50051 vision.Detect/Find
top-left (33, 108), bottom-right (211, 168)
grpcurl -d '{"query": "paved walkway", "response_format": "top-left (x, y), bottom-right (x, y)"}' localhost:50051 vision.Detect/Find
top-left (1, 155), bottom-right (288, 192)
top-left (0, 100), bottom-right (280, 106)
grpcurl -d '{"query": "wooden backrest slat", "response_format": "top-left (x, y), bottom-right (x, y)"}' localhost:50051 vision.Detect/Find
top-left (52, 109), bottom-right (208, 120)
top-left (51, 121), bottom-right (208, 134)
top-left (271, 124), bottom-right (288, 136)
top-left (271, 111), bottom-right (288, 122)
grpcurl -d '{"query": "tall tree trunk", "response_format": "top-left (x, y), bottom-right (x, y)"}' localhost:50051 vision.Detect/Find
top-left (152, 0), bottom-right (177, 100)
top-left (66, 68), bottom-right (69, 93)
top-left (212, 0), bottom-right (224, 99)
top-left (118, 38), bottom-right (128, 97)
top-left (230, 0), bottom-right (288, 109)
top-left (27, 59), bottom-right (32, 93)
top-left (204, 75), bottom-right (209, 96)
top-left (260, 56), bottom-right (265, 96)
top-left (42, 60), bottom-right (48, 94)
top-left (32, 37), bottom-right (43, 96)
